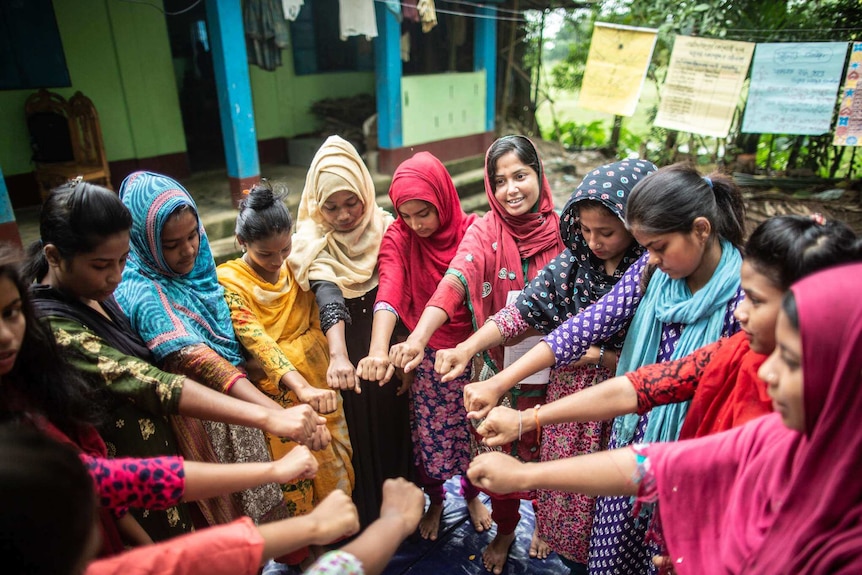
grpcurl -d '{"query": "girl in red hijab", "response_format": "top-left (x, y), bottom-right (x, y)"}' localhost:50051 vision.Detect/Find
top-left (357, 152), bottom-right (481, 543)
top-left (386, 136), bottom-right (563, 570)
top-left (468, 260), bottom-right (862, 574)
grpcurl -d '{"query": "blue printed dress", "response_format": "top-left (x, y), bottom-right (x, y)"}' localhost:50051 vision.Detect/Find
top-left (543, 255), bottom-right (742, 575)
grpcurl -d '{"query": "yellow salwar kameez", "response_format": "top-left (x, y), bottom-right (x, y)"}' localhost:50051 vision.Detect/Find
top-left (217, 258), bottom-right (354, 515)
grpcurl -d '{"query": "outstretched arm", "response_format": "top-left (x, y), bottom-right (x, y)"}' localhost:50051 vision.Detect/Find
top-left (435, 320), bottom-right (506, 383)
top-left (467, 448), bottom-right (639, 497)
top-left (390, 306), bottom-right (449, 373)
top-left (178, 379), bottom-right (326, 447)
top-left (463, 341), bottom-right (556, 420)
top-left (306, 478), bottom-right (425, 575)
top-left (477, 374), bottom-right (637, 446)
top-left (357, 308), bottom-right (398, 384)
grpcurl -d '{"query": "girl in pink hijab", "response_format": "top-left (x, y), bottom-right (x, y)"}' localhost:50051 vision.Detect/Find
top-left (468, 261), bottom-right (862, 574)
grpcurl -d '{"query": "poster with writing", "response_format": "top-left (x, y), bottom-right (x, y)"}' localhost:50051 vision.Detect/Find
top-left (654, 36), bottom-right (755, 138)
top-left (742, 42), bottom-right (848, 135)
top-left (578, 22), bottom-right (658, 117)
top-left (834, 42), bottom-right (862, 146)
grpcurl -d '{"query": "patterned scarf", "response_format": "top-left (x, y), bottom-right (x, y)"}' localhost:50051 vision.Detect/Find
top-left (515, 159), bottom-right (656, 335)
top-left (115, 171), bottom-right (242, 364)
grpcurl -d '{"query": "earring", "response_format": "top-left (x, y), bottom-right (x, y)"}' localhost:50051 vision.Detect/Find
top-left (241, 246), bottom-right (247, 253)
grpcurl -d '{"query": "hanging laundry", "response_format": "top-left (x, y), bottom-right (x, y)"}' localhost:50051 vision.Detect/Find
top-left (402, 0), bottom-right (420, 23)
top-left (401, 30), bottom-right (411, 62)
top-left (339, 0), bottom-right (378, 40)
top-left (244, 0), bottom-right (289, 70)
top-left (281, 0), bottom-right (304, 21)
top-left (384, 0), bottom-right (403, 21)
top-left (417, 0), bottom-right (437, 32)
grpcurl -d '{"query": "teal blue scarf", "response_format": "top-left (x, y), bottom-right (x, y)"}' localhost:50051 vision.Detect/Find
top-left (613, 238), bottom-right (741, 446)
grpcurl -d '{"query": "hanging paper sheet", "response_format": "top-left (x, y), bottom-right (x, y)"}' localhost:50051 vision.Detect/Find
top-left (577, 22), bottom-right (658, 117)
top-left (741, 42), bottom-right (848, 135)
top-left (834, 42), bottom-right (862, 146)
top-left (654, 36), bottom-right (754, 138)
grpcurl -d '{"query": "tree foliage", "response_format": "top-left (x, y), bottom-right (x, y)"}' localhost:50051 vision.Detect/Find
top-left (529, 0), bottom-right (862, 175)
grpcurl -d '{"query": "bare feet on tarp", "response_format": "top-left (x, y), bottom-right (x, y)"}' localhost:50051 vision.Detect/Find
top-left (418, 502), bottom-right (444, 540)
top-left (467, 496), bottom-right (493, 532)
top-left (529, 529), bottom-right (551, 559)
top-left (482, 530), bottom-right (516, 574)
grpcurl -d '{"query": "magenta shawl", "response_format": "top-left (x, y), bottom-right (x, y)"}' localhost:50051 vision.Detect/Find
top-left (648, 262), bottom-right (862, 574)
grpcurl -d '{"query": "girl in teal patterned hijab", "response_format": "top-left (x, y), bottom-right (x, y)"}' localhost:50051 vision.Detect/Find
top-left (115, 171), bottom-right (242, 365)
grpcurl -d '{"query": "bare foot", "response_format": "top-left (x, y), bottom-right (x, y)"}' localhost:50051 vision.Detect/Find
top-left (482, 531), bottom-right (516, 574)
top-left (419, 502), bottom-right (443, 540)
top-left (529, 530), bottom-right (551, 559)
top-left (467, 496), bottom-right (493, 533)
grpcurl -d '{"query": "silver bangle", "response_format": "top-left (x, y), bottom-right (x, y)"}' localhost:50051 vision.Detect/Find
top-left (518, 410), bottom-right (523, 440)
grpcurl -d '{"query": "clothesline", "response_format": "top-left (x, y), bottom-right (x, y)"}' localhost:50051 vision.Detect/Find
top-left (373, 0), bottom-right (528, 22)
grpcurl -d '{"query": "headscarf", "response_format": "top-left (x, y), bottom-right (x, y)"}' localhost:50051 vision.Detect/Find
top-left (677, 330), bottom-right (770, 439)
top-left (650, 263), bottom-right (862, 574)
top-left (445, 136), bottom-right (564, 366)
top-left (375, 152), bottom-right (477, 350)
top-left (614, 238), bottom-right (742, 445)
top-left (114, 171), bottom-right (242, 364)
top-left (515, 159), bottom-right (656, 334)
top-left (287, 135), bottom-right (394, 298)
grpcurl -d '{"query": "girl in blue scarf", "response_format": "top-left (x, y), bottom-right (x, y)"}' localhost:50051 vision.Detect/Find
top-left (115, 172), bottom-right (331, 541)
top-left (464, 163), bottom-right (746, 575)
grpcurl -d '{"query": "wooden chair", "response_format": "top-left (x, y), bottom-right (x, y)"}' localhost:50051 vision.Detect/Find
top-left (24, 89), bottom-right (112, 200)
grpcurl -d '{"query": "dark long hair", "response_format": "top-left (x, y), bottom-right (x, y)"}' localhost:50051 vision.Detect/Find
top-left (486, 135), bottom-right (542, 184)
top-left (0, 246), bottom-right (100, 433)
top-left (745, 215), bottom-right (860, 290)
top-left (0, 425), bottom-right (96, 575)
top-left (626, 163), bottom-right (746, 248)
top-left (23, 180), bottom-right (132, 283)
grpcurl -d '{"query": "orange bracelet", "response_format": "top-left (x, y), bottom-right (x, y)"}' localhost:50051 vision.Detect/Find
top-left (533, 404), bottom-right (542, 443)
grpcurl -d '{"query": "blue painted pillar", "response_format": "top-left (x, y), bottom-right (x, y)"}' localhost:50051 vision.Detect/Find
top-left (205, 0), bottom-right (259, 206)
top-left (0, 168), bottom-right (22, 248)
top-left (374, 1), bottom-right (402, 172)
top-left (474, 6), bottom-right (497, 133)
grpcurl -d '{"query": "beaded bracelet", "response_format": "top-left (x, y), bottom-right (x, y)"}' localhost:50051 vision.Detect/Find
top-left (596, 345), bottom-right (605, 370)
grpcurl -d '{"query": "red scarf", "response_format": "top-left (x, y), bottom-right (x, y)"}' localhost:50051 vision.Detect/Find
top-left (446, 138), bottom-right (563, 367)
top-left (376, 152), bottom-right (477, 350)
top-left (650, 263), bottom-right (862, 574)
top-left (679, 331), bottom-right (770, 439)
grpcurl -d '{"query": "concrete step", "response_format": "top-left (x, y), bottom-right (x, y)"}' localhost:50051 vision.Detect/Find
top-left (209, 157), bottom-right (488, 264)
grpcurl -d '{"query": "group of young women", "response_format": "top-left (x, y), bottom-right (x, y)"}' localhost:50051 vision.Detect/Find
top-left (2, 131), bottom-right (861, 575)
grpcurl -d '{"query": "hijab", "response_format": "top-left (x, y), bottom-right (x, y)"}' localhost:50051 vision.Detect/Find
top-left (515, 159), bottom-right (655, 334)
top-left (445, 136), bottom-right (563, 366)
top-left (375, 152), bottom-right (477, 350)
top-left (114, 171), bottom-right (242, 365)
top-left (287, 135), bottom-right (394, 298)
top-left (650, 263), bottom-right (862, 574)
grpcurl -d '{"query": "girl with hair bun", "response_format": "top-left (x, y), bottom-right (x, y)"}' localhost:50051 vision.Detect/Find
top-left (26, 179), bottom-right (325, 549)
top-left (217, 180), bottom-right (354, 519)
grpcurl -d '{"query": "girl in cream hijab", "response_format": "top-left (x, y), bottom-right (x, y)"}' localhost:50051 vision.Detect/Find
top-left (288, 136), bottom-right (412, 527)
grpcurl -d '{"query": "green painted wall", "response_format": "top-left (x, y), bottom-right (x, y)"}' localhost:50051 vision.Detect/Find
top-left (401, 71), bottom-right (486, 146)
top-left (1, 1), bottom-right (374, 178)
top-left (0, 0), bottom-right (185, 176)
top-left (250, 46), bottom-right (375, 140)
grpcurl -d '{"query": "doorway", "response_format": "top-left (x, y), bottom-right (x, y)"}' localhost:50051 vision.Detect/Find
top-left (164, 0), bottom-right (224, 172)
